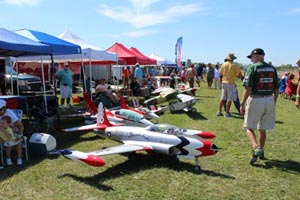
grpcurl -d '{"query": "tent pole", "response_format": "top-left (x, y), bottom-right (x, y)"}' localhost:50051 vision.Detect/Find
top-left (81, 51), bottom-right (87, 96)
top-left (52, 55), bottom-right (57, 97)
top-left (41, 56), bottom-right (48, 114)
top-left (16, 59), bottom-right (19, 95)
top-left (89, 48), bottom-right (92, 100)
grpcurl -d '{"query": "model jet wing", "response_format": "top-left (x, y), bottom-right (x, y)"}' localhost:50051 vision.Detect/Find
top-left (87, 143), bottom-right (152, 156)
top-left (61, 123), bottom-right (108, 132)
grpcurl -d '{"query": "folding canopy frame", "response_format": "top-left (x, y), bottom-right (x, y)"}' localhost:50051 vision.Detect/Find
top-left (14, 29), bottom-right (82, 113)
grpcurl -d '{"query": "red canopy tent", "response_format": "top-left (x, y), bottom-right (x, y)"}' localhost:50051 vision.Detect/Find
top-left (106, 42), bottom-right (148, 65)
top-left (129, 47), bottom-right (157, 65)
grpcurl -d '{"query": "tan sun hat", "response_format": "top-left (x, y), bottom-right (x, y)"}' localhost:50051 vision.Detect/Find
top-left (64, 61), bottom-right (70, 67)
top-left (224, 53), bottom-right (237, 61)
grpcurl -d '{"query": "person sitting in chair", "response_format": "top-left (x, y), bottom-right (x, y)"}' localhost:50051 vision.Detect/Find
top-left (0, 116), bottom-right (22, 166)
top-left (0, 99), bottom-right (24, 165)
top-left (96, 79), bottom-right (119, 106)
top-left (130, 77), bottom-right (143, 96)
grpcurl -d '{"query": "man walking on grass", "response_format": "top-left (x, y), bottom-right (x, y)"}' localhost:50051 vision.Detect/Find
top-left (240, 48), bottom-right (279, 165)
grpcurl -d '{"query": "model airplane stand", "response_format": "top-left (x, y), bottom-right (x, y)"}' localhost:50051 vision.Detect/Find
top-left (29, 133), bottom-right (57, 156)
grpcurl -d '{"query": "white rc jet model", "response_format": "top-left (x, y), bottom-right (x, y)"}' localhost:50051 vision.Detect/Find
top-left (59, 103), bottom-right (218, 172)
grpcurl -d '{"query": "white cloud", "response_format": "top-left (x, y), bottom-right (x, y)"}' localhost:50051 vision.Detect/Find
top-left (123, 29), bottom-right (158, 37)
top-left (289, 7), bottom-right (300, 14)
top-left (106, 29), bottom-right (157, 38)
top-left (3, 0), bottom-right (40, 6)
top-left (129, 0), bottom-right (160, 11)
top-left (98, 1), bottom-right (202, 29)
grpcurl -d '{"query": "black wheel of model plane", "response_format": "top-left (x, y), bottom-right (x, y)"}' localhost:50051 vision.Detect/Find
top-left (194, 165), bottom-right (201, 173)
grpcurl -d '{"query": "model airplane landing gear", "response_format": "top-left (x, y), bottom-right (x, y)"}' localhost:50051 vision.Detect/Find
top-left (194, 157), bottom-right (201, 173)
top-left (190, 108), bottom-right (197, 113)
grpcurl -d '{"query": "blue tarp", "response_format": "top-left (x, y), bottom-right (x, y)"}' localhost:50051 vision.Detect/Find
top-left (0, 27), bottom-right (52, 56)
top-left (14, 29), bottom-right (82, 55)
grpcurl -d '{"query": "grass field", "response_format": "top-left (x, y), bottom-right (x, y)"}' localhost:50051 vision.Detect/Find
top-left (0, 80), bottom-right (299, 200)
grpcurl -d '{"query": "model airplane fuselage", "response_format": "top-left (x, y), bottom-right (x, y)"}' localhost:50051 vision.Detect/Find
top-left (101, 126), bottom-right (217, 157)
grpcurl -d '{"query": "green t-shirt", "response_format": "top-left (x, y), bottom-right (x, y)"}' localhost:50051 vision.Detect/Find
top-left (243, 62), bottom-right (280, 96)
top-left (55, 69), bottom-right (73, 87)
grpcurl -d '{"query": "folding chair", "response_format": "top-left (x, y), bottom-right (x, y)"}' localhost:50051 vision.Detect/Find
top-left (0, 109), bottom-right (28, 164)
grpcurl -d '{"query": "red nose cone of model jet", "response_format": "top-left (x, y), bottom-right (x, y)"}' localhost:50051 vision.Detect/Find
top-left (197, 131), bottom-right (216, 139)
top-left (197, 140), bottom-right (218, 156)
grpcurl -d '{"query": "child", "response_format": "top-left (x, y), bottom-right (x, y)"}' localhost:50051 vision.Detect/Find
top-left (0, 116), bottom-right (22, 165)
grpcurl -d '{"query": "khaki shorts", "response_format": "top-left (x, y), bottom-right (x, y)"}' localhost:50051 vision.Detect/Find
top-left (221, 83), bottom-right (237, 101)
top-left (60, 85), bottom-right (72, 99)
top-left (243, 96), bottom-right (275, 130)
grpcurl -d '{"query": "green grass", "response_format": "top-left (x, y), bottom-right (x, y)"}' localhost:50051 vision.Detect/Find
top-left (1, 81), bottom-right (300, 200)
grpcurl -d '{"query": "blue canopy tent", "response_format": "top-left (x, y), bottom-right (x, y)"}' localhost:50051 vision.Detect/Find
top-left (14, 29), bottom-right (81, 55)
top-left (14, 29), bottom-right (83, 113)
top-left (0, 27), bottom-right (52, 56)
top-left (0, 27), bottom-right (53, 116)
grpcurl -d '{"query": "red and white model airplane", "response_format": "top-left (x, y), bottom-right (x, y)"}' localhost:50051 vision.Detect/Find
top-left (60, 93), bottom-right (153, 132)
top-left (59, 102), bottom-right (218, 172)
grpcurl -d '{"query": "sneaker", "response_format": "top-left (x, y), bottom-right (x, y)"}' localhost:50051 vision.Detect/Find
top-left (6, 158), bottom-right (12, 166)
top-left (216, 112), bottom-right (223, 116)
top-left (60, 105), bottom-right (66, 112)
top-left (259, 150), bottom-right (266, 160)
top-left (224, 113), bottom-right (232, 118)
top-left (0, 166), bottom-right (4, 169)
top-left (249, 148), bottom-right (263, 165)
top-left (67, 104), bottom-right (72, 109)
top-left (17, 158), bottom-right (22, 165)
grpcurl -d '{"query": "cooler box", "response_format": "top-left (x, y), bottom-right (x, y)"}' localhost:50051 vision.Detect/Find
top-left (29, 133), bottom-right (57, 155)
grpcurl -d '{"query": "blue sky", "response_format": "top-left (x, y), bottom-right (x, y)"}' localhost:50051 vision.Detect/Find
top-left (1, 0), bottom-right (300, 66)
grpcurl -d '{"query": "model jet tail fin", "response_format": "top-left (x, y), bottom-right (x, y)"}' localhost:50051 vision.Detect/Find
top-left (119, 96), bottom-right (128, 109)
top-left (83, 92), bottom-right (98, 115)
top-left (97, 102), bottom-right (114, 128)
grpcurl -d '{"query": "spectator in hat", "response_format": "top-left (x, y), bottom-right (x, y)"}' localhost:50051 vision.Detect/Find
top-left (217, 53), bottom-right (242, 117)
top-left (0, 99), bottom-right (24, 165)
top-left (55, 61), bottom-right (74, 111)
top-left (134, 63), bottom-right (143, 85)
top-left (240, 48), bottom-right (279, 165)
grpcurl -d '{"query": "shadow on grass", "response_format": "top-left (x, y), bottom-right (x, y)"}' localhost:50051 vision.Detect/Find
top-left (253, 159), bottom-right (300, 173)
top-left (59, 154), bottom-right (235, 191)
top-left (0, 117), bottom-right (95, 182)
top-left (186, 111), bottom-right (208, 120)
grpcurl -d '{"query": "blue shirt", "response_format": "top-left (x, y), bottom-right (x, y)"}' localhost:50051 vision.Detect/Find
top-left (134, 67), bottom-right (143, 80)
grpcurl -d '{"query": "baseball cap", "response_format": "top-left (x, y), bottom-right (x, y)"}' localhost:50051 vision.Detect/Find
top-left (247, 48), bottom-right (265, 58)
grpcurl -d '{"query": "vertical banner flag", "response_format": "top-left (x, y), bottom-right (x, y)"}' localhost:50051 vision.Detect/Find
top-left (175, 36), bottom-right (183, 72)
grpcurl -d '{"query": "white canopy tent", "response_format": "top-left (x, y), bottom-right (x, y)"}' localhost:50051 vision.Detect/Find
top-left (58, 30), bottom-right (118, 97)
top-left (148, 53), bottom-right (175, 66)
top-left (58, 30), bottom-right (117, 62)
